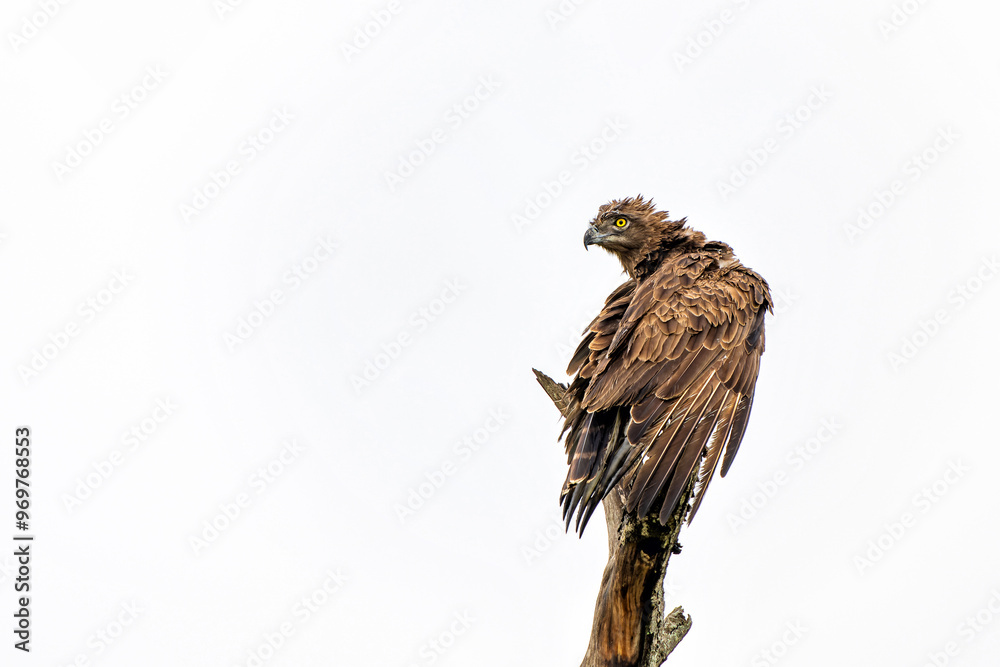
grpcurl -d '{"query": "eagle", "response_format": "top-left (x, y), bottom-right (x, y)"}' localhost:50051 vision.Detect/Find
top-left (554, 196), bottom-right (771, 535)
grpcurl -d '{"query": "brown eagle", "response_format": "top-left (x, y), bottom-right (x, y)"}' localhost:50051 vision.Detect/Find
top-left (556, 196), bottom-right (771, 535)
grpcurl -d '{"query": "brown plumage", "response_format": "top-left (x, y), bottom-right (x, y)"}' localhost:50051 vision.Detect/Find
top-left (559, 196), bottom-right (771, 535)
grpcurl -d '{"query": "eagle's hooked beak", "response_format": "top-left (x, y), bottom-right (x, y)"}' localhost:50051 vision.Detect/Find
top-left (583, 226), bottom-right (605, 250)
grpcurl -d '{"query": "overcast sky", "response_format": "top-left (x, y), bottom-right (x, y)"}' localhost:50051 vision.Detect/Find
top-left (3, 1), bottom-right (1000, 666)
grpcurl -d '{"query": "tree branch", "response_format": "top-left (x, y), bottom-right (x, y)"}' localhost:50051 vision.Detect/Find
top-left (533, 369), bottom-right (692, 667)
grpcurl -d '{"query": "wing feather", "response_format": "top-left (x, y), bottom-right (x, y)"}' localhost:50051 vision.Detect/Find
top-left (720, 391), bottom-right (755, 477)
top-left (687, 390), bottom-right (738, 521)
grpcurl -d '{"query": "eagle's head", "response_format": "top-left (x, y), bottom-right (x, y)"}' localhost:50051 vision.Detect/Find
top-left (583, 195), bottom-right (685, 276)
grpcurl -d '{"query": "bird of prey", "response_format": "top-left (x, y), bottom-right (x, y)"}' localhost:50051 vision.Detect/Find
top-left (556, 196), bottom-right (771, 535)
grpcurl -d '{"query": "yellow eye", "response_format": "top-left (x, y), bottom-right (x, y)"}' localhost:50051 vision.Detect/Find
top-left (615, 218), bottom-right (627, 228)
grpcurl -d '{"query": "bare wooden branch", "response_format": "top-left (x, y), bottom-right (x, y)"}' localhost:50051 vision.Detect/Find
top-left (533, 369), bottom-right (693, 667)
top-left (532, 368), bottom-right (571, 418)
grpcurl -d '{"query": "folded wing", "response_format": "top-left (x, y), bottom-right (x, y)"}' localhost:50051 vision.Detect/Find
top-left (560, 262), bottom-right (770, 534)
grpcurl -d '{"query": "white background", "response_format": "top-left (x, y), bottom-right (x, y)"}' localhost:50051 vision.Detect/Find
top-left (3, 1), bottom-right (1000, 666)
